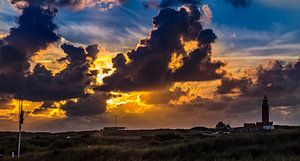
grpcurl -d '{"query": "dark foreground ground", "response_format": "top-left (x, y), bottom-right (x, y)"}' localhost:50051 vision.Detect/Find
top-left (0, 126), bottom-right (300, 161)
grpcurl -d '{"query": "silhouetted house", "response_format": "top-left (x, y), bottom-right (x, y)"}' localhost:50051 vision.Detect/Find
top-left (244, 123), bottom-right (257, 131)
top-left (244, 95), bottom-right (274, 131)
top-left (215, 121), bottom-right (231, 131)
top-left (216, 121), bottom-right (225, 130)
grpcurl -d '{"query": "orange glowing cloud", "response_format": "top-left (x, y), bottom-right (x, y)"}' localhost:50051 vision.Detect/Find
top-left (89, 49), bottom-right (117, 86)
top-left (0, 32), bottom-right (7, 39)
top-left (0, 99), bottom-right (43, 121)
top-left (170, 80), bottom-right (221, 105)
top-left (181, 38), bottom-right (199, 54)
top-left (168, 53), bottom-right (183, 72)
top-left (30, 44), bottom-right (68, 75)
top-left (106, 91), bottom-right (151, 114)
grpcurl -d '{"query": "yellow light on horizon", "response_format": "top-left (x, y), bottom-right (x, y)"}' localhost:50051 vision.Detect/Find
top-left (106, 91), bottom-right (151, 113)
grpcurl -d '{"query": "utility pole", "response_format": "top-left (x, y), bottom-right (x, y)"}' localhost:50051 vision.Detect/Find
top-left (17, 96), bottom-right (24, 158)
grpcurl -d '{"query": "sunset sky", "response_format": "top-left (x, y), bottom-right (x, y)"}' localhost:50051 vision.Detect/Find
top-left (0, 0), bottom-right (300, 132)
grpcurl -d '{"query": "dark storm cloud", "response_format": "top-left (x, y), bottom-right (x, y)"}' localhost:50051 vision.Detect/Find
top-left (31, 93), bottom-right (107, 117)
top-left (186, 96), bottom-right (232, 111)
top-left (4, 6), bottom-right (58, 54)
top-left (2, 42), bottom-right (99, 102)
top-left (197, 29), bottom-right (217, 44)
top-left (61, 93), bottom-right (107, 117)
top-left (215, 59), bottom-right (300, 117)
top-left (0, 0), bottom-right (105, 120)
top-left (61, 44), bottom-right (87, 62)
top-left (218, 60), bottom-right (300, 97)
top-left (217, 77), bottom-right (252, 94)
top-left (171, 47), bottom-right (225, 82)
top-left (0, 5), bottom-right (58, 74)
top-left (21, 44), bottom-right (99, 101)
top-left (99, 5), bottom-right (224, 91)
top-left (0, 18), bottom-right (99, 101)
top-left (0, 0), bottom-right (101, 102)
top-left (86, 44), bottom-right (100, 60)
top-left (0, 3), bottom-right (61, 100)
top-left (140, 87), bottom-right (187, 105)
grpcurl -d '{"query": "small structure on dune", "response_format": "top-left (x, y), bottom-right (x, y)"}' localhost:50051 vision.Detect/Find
top-left (102, 127), bottom-right (126, 131)
top-left (215, 121), bottom-right (231, 131)
top-left (101, 115), bottom-right (126, 134)
top-left (244, 95), bottom-right (274, 131)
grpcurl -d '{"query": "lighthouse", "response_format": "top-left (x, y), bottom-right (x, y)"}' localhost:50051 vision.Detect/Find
top-left (262, 95), bottom-right (269, 123)
top-left (243, 95), bottom-right (274, 131)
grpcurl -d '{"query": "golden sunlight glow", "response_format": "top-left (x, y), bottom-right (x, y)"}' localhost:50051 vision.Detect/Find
top-left (181, 38), bottom-right (199, 54)
top-left (106, 92), bottom-right (151, 113)
top-left (168, 53), bottom-right (183, 72)
top-left (0, 32), bottom-right (7, 39)
top-left (170, 81), bottom-right (221, 105)
top-left (0, 98), bottom-right (68, 120)
top-left (0, 99), bottom-right (43, 121)
top-left (30, 44), bottom-right (68, 75)
top-left (91, 54), bottom-right (115, 85)
top-left (29, 108), bottom-right (66, 119)
top-left (85, 88), bottom-right (95, 94)
top-left (211, 43), bottom-right (223, 56)
top-left (29, 100), bottom-right (67, 118)
top-left (48, 108), bottom-right (66, 118)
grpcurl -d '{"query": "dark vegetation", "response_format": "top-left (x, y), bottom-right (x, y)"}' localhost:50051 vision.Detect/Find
top-left (0, 127), bottom-right (300, 161)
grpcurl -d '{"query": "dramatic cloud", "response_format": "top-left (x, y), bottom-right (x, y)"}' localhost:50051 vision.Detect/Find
top-left (96, 0), bottom-right (127, 11)
top-left (10, 0), bottom-right (127, 10)
top-left (201, 4), bottom-right (212, 25)
top-left (143, 0), bottom-right (202, 8)
top-left (217, 77), bottom-right (252, 94)
top-left (99, 5), bottom-right (224, 91)
top-left (0, 5), bottom-right (59, 74)
top-left (218, 60), bottom-right (300, 97)
top-left (143, 0), bottom-right (251, 8)
top-left (212, 59), bottom-right (300, 122)
top-left (60, 93), bottom-right (107, 117)
top-left (0, 2), bottom-right (100, 102)
top-left (22, 43), bottom-right (100, 101)
top-left (140, 87), bottom-right (187, 105)
top-left (2, 0), bottom-right (297, 130)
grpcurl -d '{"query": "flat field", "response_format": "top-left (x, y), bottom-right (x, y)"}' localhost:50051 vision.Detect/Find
top-left (0, 127), bottom-right (300, 161)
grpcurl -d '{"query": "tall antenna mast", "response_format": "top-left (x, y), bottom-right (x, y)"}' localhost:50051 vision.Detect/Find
top-left (227, 113), bottom-right (231, 125)
top-left (115, 115), bottom-right (118, 127)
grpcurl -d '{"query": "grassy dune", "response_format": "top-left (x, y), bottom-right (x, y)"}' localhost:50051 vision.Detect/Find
top-left (1, 128), bottom-right (300, 161)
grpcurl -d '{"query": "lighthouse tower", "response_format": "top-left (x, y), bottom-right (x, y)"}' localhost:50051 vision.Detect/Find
top-left (262, 95), bottom-right (269, 123)
top-left (243, 95), bottom-right (274, 131)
